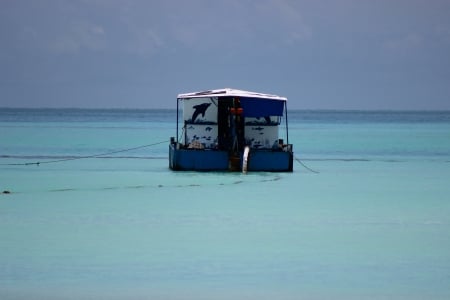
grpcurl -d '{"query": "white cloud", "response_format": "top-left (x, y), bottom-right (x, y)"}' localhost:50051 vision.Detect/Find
top-left (124, 27), bottom-right (164, 56)
top-left (103, 2), bottom-right (167, 56)
top-left (9, 1), bottom-right (311, 57)
top-left (436, 25), bottom-right (450, 44)
top-left (49, 20), bottom-right (106, 54)
top-left (164, 0), bottom-right (312, 50)
top-left (383, 33), bottom-right (423, 51)
top-left (261, 0), bottom-right (312, 43)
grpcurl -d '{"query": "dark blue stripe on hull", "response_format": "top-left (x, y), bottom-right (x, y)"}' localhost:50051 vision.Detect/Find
top-left (169, 144), bottom-right (293, 172)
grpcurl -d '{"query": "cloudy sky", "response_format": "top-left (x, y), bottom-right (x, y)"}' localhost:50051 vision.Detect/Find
top-left (1, 0), bottom-right (450, 109)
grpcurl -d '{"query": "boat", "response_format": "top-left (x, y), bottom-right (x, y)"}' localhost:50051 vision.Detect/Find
top-left (169, 88), bottom-right (293, 172)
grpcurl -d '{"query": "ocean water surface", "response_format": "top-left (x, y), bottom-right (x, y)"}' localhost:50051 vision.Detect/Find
top-left (1, 109), bottom-right (450, 299)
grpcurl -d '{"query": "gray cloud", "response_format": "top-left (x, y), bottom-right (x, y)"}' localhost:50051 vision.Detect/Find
top-left (48, 20), bottom-right (106, 54)
top-left (1, 0), bottom-right (450, 109)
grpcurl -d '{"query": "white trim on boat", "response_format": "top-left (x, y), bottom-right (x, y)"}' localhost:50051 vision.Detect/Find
top-left (177, 88), bottom-right (287, 101)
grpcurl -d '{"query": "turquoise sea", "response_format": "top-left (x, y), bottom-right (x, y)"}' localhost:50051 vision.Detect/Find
top-left (1, 109), bottom-right (450, 299)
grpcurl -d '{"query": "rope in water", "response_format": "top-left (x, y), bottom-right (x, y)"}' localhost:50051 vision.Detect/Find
top-left (294, 157), bottom-right (320, 174)
top-left (2, 139), bottom-right (319, 174)
top-left (0, 140), bottom-right (169, 166)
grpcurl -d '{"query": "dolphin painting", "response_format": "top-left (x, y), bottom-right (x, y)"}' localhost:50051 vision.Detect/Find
top-left (252, 126), bottom-right (264, 131)
top-left (191, 103), bottom-right (211, 122)
top-left (255, 116), bottom-right (272, 124)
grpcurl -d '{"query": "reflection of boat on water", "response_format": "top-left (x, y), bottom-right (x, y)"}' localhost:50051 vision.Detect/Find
top-left (169, 88), bottom-right (293, 172)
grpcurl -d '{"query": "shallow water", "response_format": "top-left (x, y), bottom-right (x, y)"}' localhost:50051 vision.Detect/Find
top-left (1, 109), bottom-right (450, 299)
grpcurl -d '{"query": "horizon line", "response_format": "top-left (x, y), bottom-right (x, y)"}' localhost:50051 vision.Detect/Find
top-left (1, 107), bottom-right (450, 113)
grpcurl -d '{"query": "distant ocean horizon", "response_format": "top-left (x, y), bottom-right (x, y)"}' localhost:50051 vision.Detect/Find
top-left (3, 107), bottom-right (450, 112)
top-left (2, 107), bottom-right (450, 123)
top-left (1, 108), bottom-right (450, 299)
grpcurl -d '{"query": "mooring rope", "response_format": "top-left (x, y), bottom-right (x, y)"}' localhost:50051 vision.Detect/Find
top-left (2, 140), bottom-right (320, 175)
top-left (294, 156), bottom-right (320, 174)
top-left (0, 140), bottom-right (169, 166)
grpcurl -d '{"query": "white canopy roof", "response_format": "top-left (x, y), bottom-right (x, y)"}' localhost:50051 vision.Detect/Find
top-left (177, 88), bottom-right (287, 101)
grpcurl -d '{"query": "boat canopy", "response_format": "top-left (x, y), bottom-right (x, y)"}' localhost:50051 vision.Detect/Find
top-left (177, 88), bottom-right (287, 117)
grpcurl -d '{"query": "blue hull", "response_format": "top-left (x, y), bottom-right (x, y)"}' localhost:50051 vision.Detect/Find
top-left (169, 144), bottom-right (293, 172)
top-left (246, 149), bottom-right (293, 172)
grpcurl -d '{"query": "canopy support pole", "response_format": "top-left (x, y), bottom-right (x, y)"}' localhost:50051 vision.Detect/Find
top-left (176, 98), bottom-right (179, 143)
top-left (285, 101), bottom-right (289, 145)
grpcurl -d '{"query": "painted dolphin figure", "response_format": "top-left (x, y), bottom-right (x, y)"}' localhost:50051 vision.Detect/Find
top-left (256, 116), bottom-right (272, 124)
top-left (191, 103), bottom-right (211, 122)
